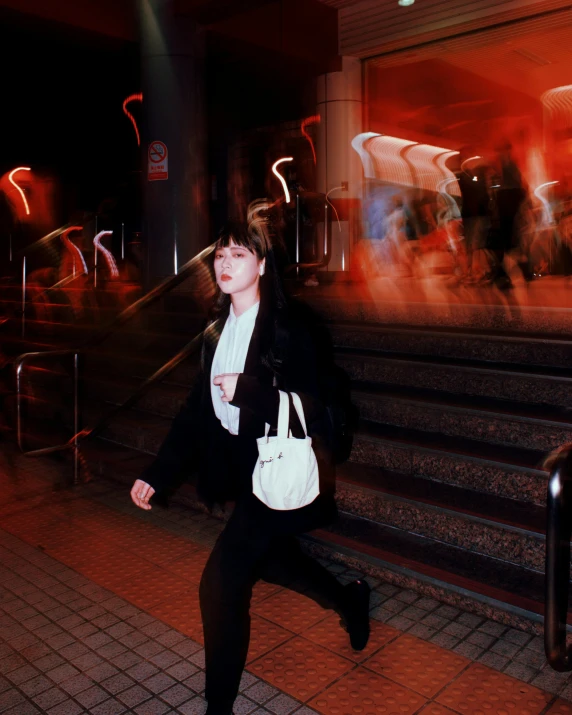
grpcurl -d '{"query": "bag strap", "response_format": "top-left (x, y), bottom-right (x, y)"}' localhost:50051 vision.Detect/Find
top-left (276, 390), bottom-right (290, 438)
top-left (290, 392), bottom-right (308, 437)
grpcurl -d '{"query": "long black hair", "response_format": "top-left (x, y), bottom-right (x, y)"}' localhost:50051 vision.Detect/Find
top-left (210, 209), bottom-right (289, 374)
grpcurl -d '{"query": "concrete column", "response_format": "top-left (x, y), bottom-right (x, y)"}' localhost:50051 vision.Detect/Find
top-left (316, 56), bottom-right (363, 273)
top-left (139, 0), bottom-right (208, 286)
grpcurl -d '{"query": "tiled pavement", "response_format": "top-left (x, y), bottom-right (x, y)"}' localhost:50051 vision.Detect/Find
top-left (1, 446), bottom-right (572, 714)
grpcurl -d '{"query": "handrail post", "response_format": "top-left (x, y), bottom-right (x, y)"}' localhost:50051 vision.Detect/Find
top-left (295, 193), bottom-right (301, 278)
top-left (545, 445), bottom-right (572, 671)
top-left (73, 352), bottom-right (80, 485)
top-left (16, 359), bottom-right (25, 452)
top-left (21, 255), bottom-right (26, 338)
top-left (121, 223), bottom-right (125, 260)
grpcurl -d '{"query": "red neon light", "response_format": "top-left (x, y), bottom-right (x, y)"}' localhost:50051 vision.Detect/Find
top-left (301, 115), bottom-right (320, 164)
top-left (8, 167), bottom-right (31, 215)
top-left (123, 93), bottom-right (143, 147)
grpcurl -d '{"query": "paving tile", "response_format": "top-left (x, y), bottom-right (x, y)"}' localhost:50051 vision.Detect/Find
top-left (142, 673), bottom-right (177, 695)
top-left (116, 684), bottom-right (153, 707)
top-left (149, 649), bottom-right (182, 669)
top-left (0, 653), bottom-right (27, 674)
top-left (19, 674), bottom-right (53, 697)
top-left (246, 616), bottom-right (294, 664)
top-left (177, 696), bottom-right (208, 714)
top-left (111, 651), bottom-right (143, 670)
top-left (436, 662), bottom-right (552, 714)
top-left (45, 663), bottom-right (80, 683)
top-left (249, 636), bottom-right (353, 702)
top-left (504, 661), bottom-right (537, 683)
top-left (3, 702), bottom-right (41, 715)
top-left (453, 641), bottom-right (484, 661)
top-left (0, 688), bottom-right (26, 712)
top-left (31, 686), bottom-right (68, 710)
top-left (304, 613), bottom-right (397, 663)
top-left (165, 661), bottom-right (199, 681)
top-left (265, 693), bottom-right (300, 714)
top-left (101, 673), bottom-right (137, 695)
top-left (6, 663), bottom-right (40, 685)
top-left (308, 666), bottom-right (426, 715)
top-left (478, 620), bottom-right (507, 637)
top-left (547, 699), bottom-right (572, 714)
top-left (531, 667), bottom-right (571, 695)
top-left (182, 670), bottom-right (206, 696)
top-left (97, 641), bottom-right (128, 659)
top-left (70, 653), bottom-right (103, 672)
top-left (46, 699), bottom-right (84, 715)
top-left (126, 661), bottom-right (161, 683)
top-left (160, 683), bottom-right (195, 706)
top-left (417, 704), bottom-right (459, 715)
top-left (478, 651), bottom-right (510, 672)
top-left (251, 591), bottom-right (329, 634)
top-left (364, 633), bottom-right (469, 698)
top-left (75, 685), bottom-right (110, 708)
top-left (245, 681), bottom-right (281, 704)
top-left (133, 698), bottom-right (172, 714)
top-left (59, 673), bottom-right (94, 695)
top-left (85, 662), bottom-right (120, 682)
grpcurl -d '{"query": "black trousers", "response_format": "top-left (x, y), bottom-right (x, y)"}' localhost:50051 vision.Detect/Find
top-left (199, 497), bottom-right (347, 711)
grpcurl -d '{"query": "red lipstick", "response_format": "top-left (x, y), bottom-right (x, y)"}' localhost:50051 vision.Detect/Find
top-left (220, 274), bottom-right (232, 282)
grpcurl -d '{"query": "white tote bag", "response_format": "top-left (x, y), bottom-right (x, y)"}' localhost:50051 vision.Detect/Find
top-left (252, 391), bottom-right (320, 511)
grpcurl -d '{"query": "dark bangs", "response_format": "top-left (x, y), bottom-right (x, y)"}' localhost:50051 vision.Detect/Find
top-left (215, 221), bottom-right (268, 261)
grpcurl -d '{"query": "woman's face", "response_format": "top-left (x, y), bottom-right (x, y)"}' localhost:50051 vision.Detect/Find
top-left (213, 240), bottom-right (264, 296)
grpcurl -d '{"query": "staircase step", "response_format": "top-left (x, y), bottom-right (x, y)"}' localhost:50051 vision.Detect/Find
top-left (305, 511), bottom-right (565, 632)
top-left (352, 382), bottom-right (572, 452)
top-left (337, 347), bottom-right (572, 407)
top-left (336, 462), bottom-right (545, 572)
top-left (351, 421), bottom-right (547, 506)
top-left (331, 321), bottom-right (572, 368)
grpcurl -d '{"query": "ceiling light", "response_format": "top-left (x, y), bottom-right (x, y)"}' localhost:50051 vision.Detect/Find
top-left (398, 0), bottom-right (415, 5)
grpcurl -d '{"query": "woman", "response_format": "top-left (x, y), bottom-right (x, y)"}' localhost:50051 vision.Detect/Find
top-left (130, 218), bottom-right (370, 715)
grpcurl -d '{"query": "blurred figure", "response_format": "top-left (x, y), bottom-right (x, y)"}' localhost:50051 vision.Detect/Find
top-left (457, 147), bottom-right (489, 282)
top-left (487, 141), bottom-right (527, 289)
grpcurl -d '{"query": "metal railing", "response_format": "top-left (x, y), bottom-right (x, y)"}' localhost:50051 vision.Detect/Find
top-left (14, 243), bottom-right (215, 483)
top-left (545, 445), bottom-right (572, 671)
top-left (2, 222), bottom-right (92, 336)
top-left (291, 192), bottom-right (334, 272)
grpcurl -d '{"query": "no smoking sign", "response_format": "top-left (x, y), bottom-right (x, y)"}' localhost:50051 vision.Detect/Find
top-left (148, 140), bottom-right (168, 181)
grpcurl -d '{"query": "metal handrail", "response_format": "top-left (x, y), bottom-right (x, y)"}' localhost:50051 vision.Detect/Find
top-left (14, 243), bottom-right (215, 481)
top-left (289, 192), bottom-right (334, 272)
top-left (2, 221), bottom-right (93, 336)
top-left (544, 444), bottom-right (572, 671)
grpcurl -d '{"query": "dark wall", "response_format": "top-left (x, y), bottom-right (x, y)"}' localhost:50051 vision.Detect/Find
top-left (0, 9), bottom-right (140, 217)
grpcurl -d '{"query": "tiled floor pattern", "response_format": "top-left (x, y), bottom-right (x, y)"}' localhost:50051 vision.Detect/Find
top-left (1, 449), bottom-right (572, 714)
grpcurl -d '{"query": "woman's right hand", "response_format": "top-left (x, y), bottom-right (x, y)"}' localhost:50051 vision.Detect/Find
top-left (131, 479), bottom-right (155, 510)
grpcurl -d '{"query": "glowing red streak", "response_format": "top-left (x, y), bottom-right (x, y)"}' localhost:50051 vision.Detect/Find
top-left (301, 115), bottom-right (320, 164)
top-left (61, 226), bottom-right (88, 275)
top-left (123, 93), bottom-right (143, 146)
top-left (94, 230), bottom-right (119, 278)
top-left (9, 167), bottom-right (31, 215)
top-left (272, 157), bottom-right (293, 203)
top-left (542, 85), bottom-right (572, 131)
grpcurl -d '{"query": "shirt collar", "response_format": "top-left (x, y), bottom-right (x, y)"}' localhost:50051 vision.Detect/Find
top-left (229, 300), bottom-right (260, 327)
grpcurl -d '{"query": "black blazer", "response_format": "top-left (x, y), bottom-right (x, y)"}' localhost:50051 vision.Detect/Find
top-left (141, 298), bottom-right (338, 535)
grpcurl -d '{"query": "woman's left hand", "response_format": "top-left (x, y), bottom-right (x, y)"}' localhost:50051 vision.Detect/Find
top-left (213, 373), bottom-right (240, 402)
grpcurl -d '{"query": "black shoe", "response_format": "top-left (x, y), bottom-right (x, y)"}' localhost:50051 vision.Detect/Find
top-left (342, 579), bottom-right (371, 651)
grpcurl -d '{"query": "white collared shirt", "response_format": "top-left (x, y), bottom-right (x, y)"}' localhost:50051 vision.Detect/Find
top-left (210, 301), bottom-right (260, 435)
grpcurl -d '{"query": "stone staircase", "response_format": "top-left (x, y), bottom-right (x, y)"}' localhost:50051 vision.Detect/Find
top-left (12, 290), bottom-right (572, 635)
